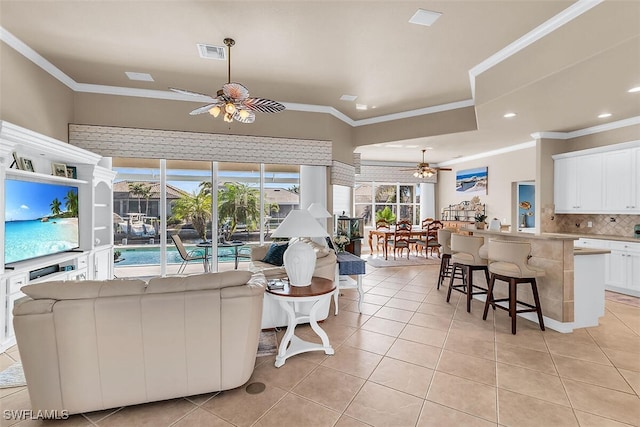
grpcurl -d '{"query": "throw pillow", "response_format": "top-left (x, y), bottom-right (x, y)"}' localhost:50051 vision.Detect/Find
top-left (261, 242), bottom-right (289, 266)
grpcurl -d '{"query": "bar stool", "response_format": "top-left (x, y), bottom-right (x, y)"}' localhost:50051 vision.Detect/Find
top-left (436, 229), bottom-right (461, 289)
top-left (482, 240), bottom-right (545, 335)
top-left (446, 234), bottom-right (490, 312)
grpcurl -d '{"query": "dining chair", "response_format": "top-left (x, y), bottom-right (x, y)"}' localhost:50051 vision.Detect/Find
top-left (171, 234), bottom-right (208, 274)
top-left (387, 220), bottom-right (412, 260)
top-left (374, 219), bottom-right (390, 255)
top-left (416, 220), bottom-right (443, 257)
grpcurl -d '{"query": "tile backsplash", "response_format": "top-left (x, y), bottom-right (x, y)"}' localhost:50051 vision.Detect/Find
top-left (544, 213), bottom-right (640, 237)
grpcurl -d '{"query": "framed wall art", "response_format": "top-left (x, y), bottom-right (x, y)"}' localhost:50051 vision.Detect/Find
top-left (455, 167), bottom-right (487, 196)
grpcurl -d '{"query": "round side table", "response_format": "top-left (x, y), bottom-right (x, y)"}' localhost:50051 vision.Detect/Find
top-left (266, 276), bottom-right (336, 368)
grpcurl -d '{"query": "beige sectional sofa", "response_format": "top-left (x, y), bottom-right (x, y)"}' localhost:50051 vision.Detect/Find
top-left (249, 240), bottom-right (337, 329)
top-left (13, 271), bottom-right (265, 415)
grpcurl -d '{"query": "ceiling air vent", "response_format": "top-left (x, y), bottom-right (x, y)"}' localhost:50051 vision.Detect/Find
top-left (197, 44), bottom-right (226, 60)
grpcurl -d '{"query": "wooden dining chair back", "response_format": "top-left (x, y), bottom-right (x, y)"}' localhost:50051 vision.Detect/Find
top-left (415, 220), bottom-right (443, 257)
top-left (374, 220), bottom-right (391, 254)
top-left (387, 228), bottom-right (412, 260)
top-left (421, 218), bottom-right (434, 229)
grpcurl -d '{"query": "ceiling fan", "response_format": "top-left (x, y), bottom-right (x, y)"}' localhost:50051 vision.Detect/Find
top-left (170, 38), bottom-right (285, 124)
top-left (401, 149), bottom-right (452, 178)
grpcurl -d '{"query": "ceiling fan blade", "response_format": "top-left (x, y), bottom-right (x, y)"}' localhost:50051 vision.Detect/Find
top-left (189, 102), bottom-right (223, 115)
top-left (436, 168), bottom-right (452, 171)
top-left (223, 82), bottom-right (249, 100)
top-left (243, 97), bottom-right (286, 113)
top-left (169, 87), bottom-right (213, 98)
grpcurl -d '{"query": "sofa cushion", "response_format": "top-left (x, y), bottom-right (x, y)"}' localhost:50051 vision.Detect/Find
top-left (21, 279), bottom-right (147, 300)
top-left (261, 242), bottom-right (288, 266)
top-left (146, 270), bottom-right (253, 294)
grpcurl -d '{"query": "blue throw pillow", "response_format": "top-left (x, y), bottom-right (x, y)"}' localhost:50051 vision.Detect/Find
top-left (261, 242), bottom-right (289, 266)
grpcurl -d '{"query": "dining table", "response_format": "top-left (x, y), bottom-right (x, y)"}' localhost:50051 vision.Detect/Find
top-left (368, 228), bottom-right (429, 260)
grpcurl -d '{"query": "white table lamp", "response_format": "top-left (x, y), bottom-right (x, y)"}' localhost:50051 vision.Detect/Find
top-left (271, 209), bottom-right (329, 286)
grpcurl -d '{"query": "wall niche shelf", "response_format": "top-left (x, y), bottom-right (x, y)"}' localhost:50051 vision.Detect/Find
top-left (6, 168), bottom-right (88, 185)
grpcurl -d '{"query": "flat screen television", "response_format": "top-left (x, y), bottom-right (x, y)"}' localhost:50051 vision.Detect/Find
top-left (4, 178), bottom-right (80, 264)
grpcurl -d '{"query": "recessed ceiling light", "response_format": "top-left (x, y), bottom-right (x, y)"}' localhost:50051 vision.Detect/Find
top-left (406, 145), bottom-right (418, 148)
top-left (356, 104), bottom-right (368, 110)
top-left (503, 112), bottom-right (517, 118)
top-left (197, 43), bottom-right (226, 60)
top-left (409, 9), bottom-right (442, 27)
top-left (340, 94), bottom-right (358, 101)
top-left (628, 86), bottom-right (640, 93)
top-left (385, 144), bottom-right (403, 148)
top-left (125, 72), bottom-right (154, 82)
top-left (598, 113), bottom-right (612, 118)
top-left (425, 147), bottom-right (434, 150)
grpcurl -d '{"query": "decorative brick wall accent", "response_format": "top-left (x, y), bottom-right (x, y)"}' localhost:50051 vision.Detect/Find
top-left (357, 164), bottom-right (437, 184)
top-left (331, 161), bottom-right (355, 187)
top-left (68, 124), bottom-right (332, 166)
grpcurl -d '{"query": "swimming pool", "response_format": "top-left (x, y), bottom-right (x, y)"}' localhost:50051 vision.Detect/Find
top-left (115, 245), bottom-right (251, 266)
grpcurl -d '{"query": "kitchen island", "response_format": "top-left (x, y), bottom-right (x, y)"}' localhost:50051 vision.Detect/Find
top-left (462, 227), bottom-right (609, 332)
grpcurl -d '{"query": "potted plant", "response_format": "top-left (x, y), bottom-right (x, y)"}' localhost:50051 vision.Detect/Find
top-left (474, 213), bottom-right (487, 229)
top-left (333, 234), bottom-right (350, 253)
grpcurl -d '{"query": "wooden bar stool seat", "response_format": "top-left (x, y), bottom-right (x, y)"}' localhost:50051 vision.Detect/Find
top-left (446, 234), bottom-right (490, 312)
top-left (482, 240), bottom-right (545, 334)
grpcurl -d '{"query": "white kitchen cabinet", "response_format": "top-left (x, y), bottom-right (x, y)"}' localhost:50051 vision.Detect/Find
top-left (554, 141), bottom-right (640, 214)
top-left (603, 148), bottom-right (639, 213)
top-left (605, 241), bottom-right (640, 296)
top-left (554, 154), bottom-right (603, 213)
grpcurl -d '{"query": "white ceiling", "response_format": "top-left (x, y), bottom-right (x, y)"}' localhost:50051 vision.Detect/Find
top-left (1, 0), bottom-right (639, 165)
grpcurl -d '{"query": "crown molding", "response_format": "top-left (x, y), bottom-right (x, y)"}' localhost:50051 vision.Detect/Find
top-left (468, 0), bottom-right (603, 98)
top-left (532, 116), bottom-right (640, 140)
top-left (436, 140), bottom-right (536, 167)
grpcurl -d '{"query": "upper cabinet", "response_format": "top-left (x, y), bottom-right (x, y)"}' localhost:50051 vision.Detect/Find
top-left (554, 154), bottom-right (603, 213)
top-left (553, 142), bottom-right (640, 214)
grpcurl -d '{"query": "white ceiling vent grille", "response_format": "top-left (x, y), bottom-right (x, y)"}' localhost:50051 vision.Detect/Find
top-left (197, 44), bottom-right (226, 60)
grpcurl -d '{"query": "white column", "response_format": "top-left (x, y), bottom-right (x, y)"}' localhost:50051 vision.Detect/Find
top-left (300, 165), bottom-right (327, 210)
top-left (300, 165), bottom-right (329, 239)
top-left (420, 183), bottom-right (436, 221)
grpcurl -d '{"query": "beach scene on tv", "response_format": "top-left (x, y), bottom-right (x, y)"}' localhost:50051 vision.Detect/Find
top-left (4, 179), bottom-right (79, 264)
top-left (455, 167), bottom-right (488, 196)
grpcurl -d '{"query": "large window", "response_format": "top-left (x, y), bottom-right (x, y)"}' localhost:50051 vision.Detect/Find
top-left (112, 158), bottom-right (299, 278)
top-left (355, 182), bottom-right (420, 226)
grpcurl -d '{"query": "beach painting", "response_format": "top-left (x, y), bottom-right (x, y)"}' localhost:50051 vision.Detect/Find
top-left (455, 167), bottom-right (488, 195)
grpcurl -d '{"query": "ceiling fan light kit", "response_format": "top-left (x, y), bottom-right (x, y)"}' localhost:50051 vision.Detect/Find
top-left (403, 149), bottom-right (452, 178)
top-left (170, 38), bottom-right (285, 124)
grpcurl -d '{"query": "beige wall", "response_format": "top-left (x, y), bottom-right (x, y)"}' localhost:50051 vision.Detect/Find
top-left (353, 106), bottom-right (478, 147)
top-left (437, 147), bottom-right (536, 226)
top-left (566, 124), bottom-right (640, 152)
top-left (1, 42), bottom-right (74, 142)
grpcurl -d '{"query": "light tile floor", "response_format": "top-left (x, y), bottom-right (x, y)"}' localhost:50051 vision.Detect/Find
top-left (1, 262), bottom-right (639, 426)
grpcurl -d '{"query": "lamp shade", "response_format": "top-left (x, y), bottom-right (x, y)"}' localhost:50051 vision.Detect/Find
top-left (271, 209), bottom-right (329, 238)
top-left (307, 203), bottom-right (332, 219)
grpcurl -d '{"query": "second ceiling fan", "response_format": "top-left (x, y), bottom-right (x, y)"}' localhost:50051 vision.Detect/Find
top-left (401, 149), bottom-right (452, 178)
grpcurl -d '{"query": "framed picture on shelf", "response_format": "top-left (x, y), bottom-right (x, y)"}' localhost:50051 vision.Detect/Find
top-left (21, 158), bottom-right (35, 172)
top-left (52, 162), bottom-right (68, 177)
top-left (11, 152), bottom-right (23, 170)
top-left (66, 166), bottom-right (77, 179)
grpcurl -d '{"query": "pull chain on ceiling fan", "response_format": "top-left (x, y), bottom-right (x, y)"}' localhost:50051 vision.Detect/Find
top-left (400, 149), bottom-right (452, 178)
top-left (170, 38), bottom-right (285, 124)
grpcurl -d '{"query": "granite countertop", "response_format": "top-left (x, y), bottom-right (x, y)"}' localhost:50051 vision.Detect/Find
top-left (543, 232), bottom-right (640, 243)
top-left (461, 227), bottom-right (579, 240)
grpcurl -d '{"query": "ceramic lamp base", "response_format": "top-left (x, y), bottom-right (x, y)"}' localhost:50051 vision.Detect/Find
top-left (283, 240), bottom-right (317, 286)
